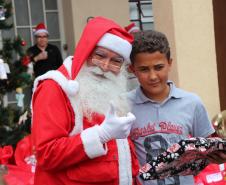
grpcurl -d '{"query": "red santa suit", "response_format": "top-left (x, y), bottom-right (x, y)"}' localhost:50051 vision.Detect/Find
top-left (31, 17), bottom-right (139, 185)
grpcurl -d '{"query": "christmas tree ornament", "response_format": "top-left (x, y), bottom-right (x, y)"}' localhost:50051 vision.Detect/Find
top-left (15, 87), bottom-right (25, 110)
top-left (21, 55), bottom-right (30, 66)
top-left (0, 58), bottom-right (7, 79)
top-left (21, 40), bottom-right (26, 46)
top-left (3, 62), bottom-right (10, 74)
top-left (0, 5), bottom-right (6, 21)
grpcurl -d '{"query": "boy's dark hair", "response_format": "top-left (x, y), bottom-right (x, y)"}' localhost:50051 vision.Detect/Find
top-left (130, 30), bottom-right (171, 64)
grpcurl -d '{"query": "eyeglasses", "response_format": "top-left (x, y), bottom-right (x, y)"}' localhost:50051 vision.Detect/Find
top-left (91, 58), bottom-right (123, 73)
top-left (36, 35), bottom-right (48, 39)
top-left (89, 48), bottom-right (124, 73)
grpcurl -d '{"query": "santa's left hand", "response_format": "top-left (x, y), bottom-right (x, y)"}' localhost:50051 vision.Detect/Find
top-left (97, 102), bottom-right (136, 143)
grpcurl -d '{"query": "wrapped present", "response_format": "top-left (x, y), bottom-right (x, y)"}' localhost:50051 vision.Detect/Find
top-left (140, 137), bottom-right (226, 180)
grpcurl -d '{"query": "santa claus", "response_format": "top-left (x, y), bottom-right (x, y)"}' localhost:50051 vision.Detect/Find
top-left (31, 16), bottom-right (139, 185)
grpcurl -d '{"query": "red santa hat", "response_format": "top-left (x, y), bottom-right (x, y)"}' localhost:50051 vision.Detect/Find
top-left (34, 23), bottom-right (49, 36)
top-left (71, 16), bottom-right (133, 79)
top-left (124, 22), bottom-right (140, 34)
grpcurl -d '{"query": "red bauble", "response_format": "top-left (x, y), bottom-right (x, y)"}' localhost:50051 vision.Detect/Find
top-left (21, 56), bottom-right (30, 66)
top-left (21, 40), bottom-right (26, 46)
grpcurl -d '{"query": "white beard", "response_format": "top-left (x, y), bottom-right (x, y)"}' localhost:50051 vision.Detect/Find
top-left (76, 64), bottom-right (130, 119)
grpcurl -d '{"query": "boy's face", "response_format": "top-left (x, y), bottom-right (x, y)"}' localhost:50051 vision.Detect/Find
top-left (131, 51), bottom-right (172, 102)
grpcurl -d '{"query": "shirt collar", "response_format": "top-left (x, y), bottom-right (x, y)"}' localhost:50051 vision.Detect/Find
top-left (135, 81), bottom-right (185, 104)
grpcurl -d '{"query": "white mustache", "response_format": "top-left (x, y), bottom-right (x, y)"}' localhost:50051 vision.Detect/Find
top-left (89, 66), bottom-right (115, 80)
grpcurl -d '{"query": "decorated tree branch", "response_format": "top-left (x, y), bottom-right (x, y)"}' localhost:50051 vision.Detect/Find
top-left (0, 0), bottom-right (32, 147)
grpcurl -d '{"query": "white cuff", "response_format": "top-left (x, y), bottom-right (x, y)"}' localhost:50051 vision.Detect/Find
top-left (81, 125), bottom-right (108, 159)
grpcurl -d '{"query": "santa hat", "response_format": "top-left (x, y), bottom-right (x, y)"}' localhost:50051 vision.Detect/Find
top-left (125, 22), bottom-right (140, 34)
top-left (71, 16), bottom-right (133, 80)
top-left (34, 23), bottom-right (49, 36)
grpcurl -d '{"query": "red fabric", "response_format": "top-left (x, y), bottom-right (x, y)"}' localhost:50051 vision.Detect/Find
top-left (4, 164), bottom-right (34, 185)
top-left (124, 22), bottom-right (140, 33)
top-left (194, 163), bottom-right (226, 184)
top-left (71, 16), bottom-right (133, 79)
top-left (14, 135), bottom-right (33, 168)
top-left (125, 23), bottom-right (136, 32)
top-left (31, 50), bottom-right (139, 184)
top-left (0, 145), bottom-right (13, 164)
top-left (32, 79), bottom-right (139, 185)
top-left (2, 136), bottom-right (35, 185)
top-left (34, 23), bottom-right (47, 31)
top-left (21, 55), bottom-right (31, 66)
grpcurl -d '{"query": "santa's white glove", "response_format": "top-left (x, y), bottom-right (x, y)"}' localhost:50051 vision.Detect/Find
top-left (97, 103), bottom-right (136, 143)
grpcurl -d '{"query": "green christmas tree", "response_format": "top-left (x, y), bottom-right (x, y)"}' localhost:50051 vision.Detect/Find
top-left (0, 0), bottom-right (32, 147)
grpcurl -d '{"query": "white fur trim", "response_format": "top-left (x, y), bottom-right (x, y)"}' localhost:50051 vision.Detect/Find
top-left (68, 93), bottom-right (83, 136)
top-left (128, 26), bottom-right (140, 33)
top-left (116, 139), bottom-right (132, 185)
top-left (97, 33), bottom-right (132, 63)
top-left (67, 80), bottom-right (79, 96)
top-left (34, 29), bottom-right (49, 36)
top-left (81, 125), bottom-right (108, 158)
top-left (33, 70), bottom-right (79, 97)
top-left (63, 56), bottom-right (73, 78)
top-left (32, 61), bottom-right (83, 135)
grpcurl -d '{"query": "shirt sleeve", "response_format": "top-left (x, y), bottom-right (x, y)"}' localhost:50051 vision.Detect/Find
top-left (192, 97), bottom-right (215, 137)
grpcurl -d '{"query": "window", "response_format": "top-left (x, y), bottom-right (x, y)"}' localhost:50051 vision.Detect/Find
top-left (1, 0), bottom-right (63, 107)
top-left (129, 0), bottom-right (154, 30)
top-left (2, 0), bottom-right (62, 52)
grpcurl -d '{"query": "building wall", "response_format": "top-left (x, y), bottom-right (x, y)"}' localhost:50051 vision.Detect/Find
top-left (63, 0), bottom-right (131, 55)
top-left (152, 0), bottom-right (179, 86)
top-left (212, 0), bottom-right (226, 111)
top-left (62, 0), bottom-right (75, 56)
top-left (153, 0), bottom-right (220, 118)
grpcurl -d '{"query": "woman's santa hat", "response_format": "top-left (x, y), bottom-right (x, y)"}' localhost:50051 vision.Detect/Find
top-left (71, 16), bottom-right (133, 79)
top-left (124, 22), bottom-right (140, 34)
top-left (34, 23), bottom-right (49, 36)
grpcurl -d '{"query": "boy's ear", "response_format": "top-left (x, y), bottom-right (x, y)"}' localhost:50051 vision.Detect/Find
top-left (168, 58), bottom-right (173, 67)
top-left (127, 64), bottom-right (135, 73)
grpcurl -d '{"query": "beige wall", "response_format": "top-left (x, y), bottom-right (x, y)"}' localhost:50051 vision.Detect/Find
top-left (63, 0), bottom-right (130, 55)
top-left (62, 0), bottom-right (75, 55)
top-left (152, 0), bottom-right (179, 86)
top-left (153, 0), bottom-right (220, 118)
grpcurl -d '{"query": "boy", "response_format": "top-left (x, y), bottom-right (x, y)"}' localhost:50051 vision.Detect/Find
top-left (127, 30), bottom-right (215, 185)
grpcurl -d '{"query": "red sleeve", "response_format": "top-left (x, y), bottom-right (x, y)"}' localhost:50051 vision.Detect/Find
top-left (32, 80), bottom-right (88, 171)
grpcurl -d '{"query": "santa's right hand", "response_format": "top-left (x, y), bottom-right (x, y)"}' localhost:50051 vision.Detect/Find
top-left (97, 103), bottom-right (136, 143)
